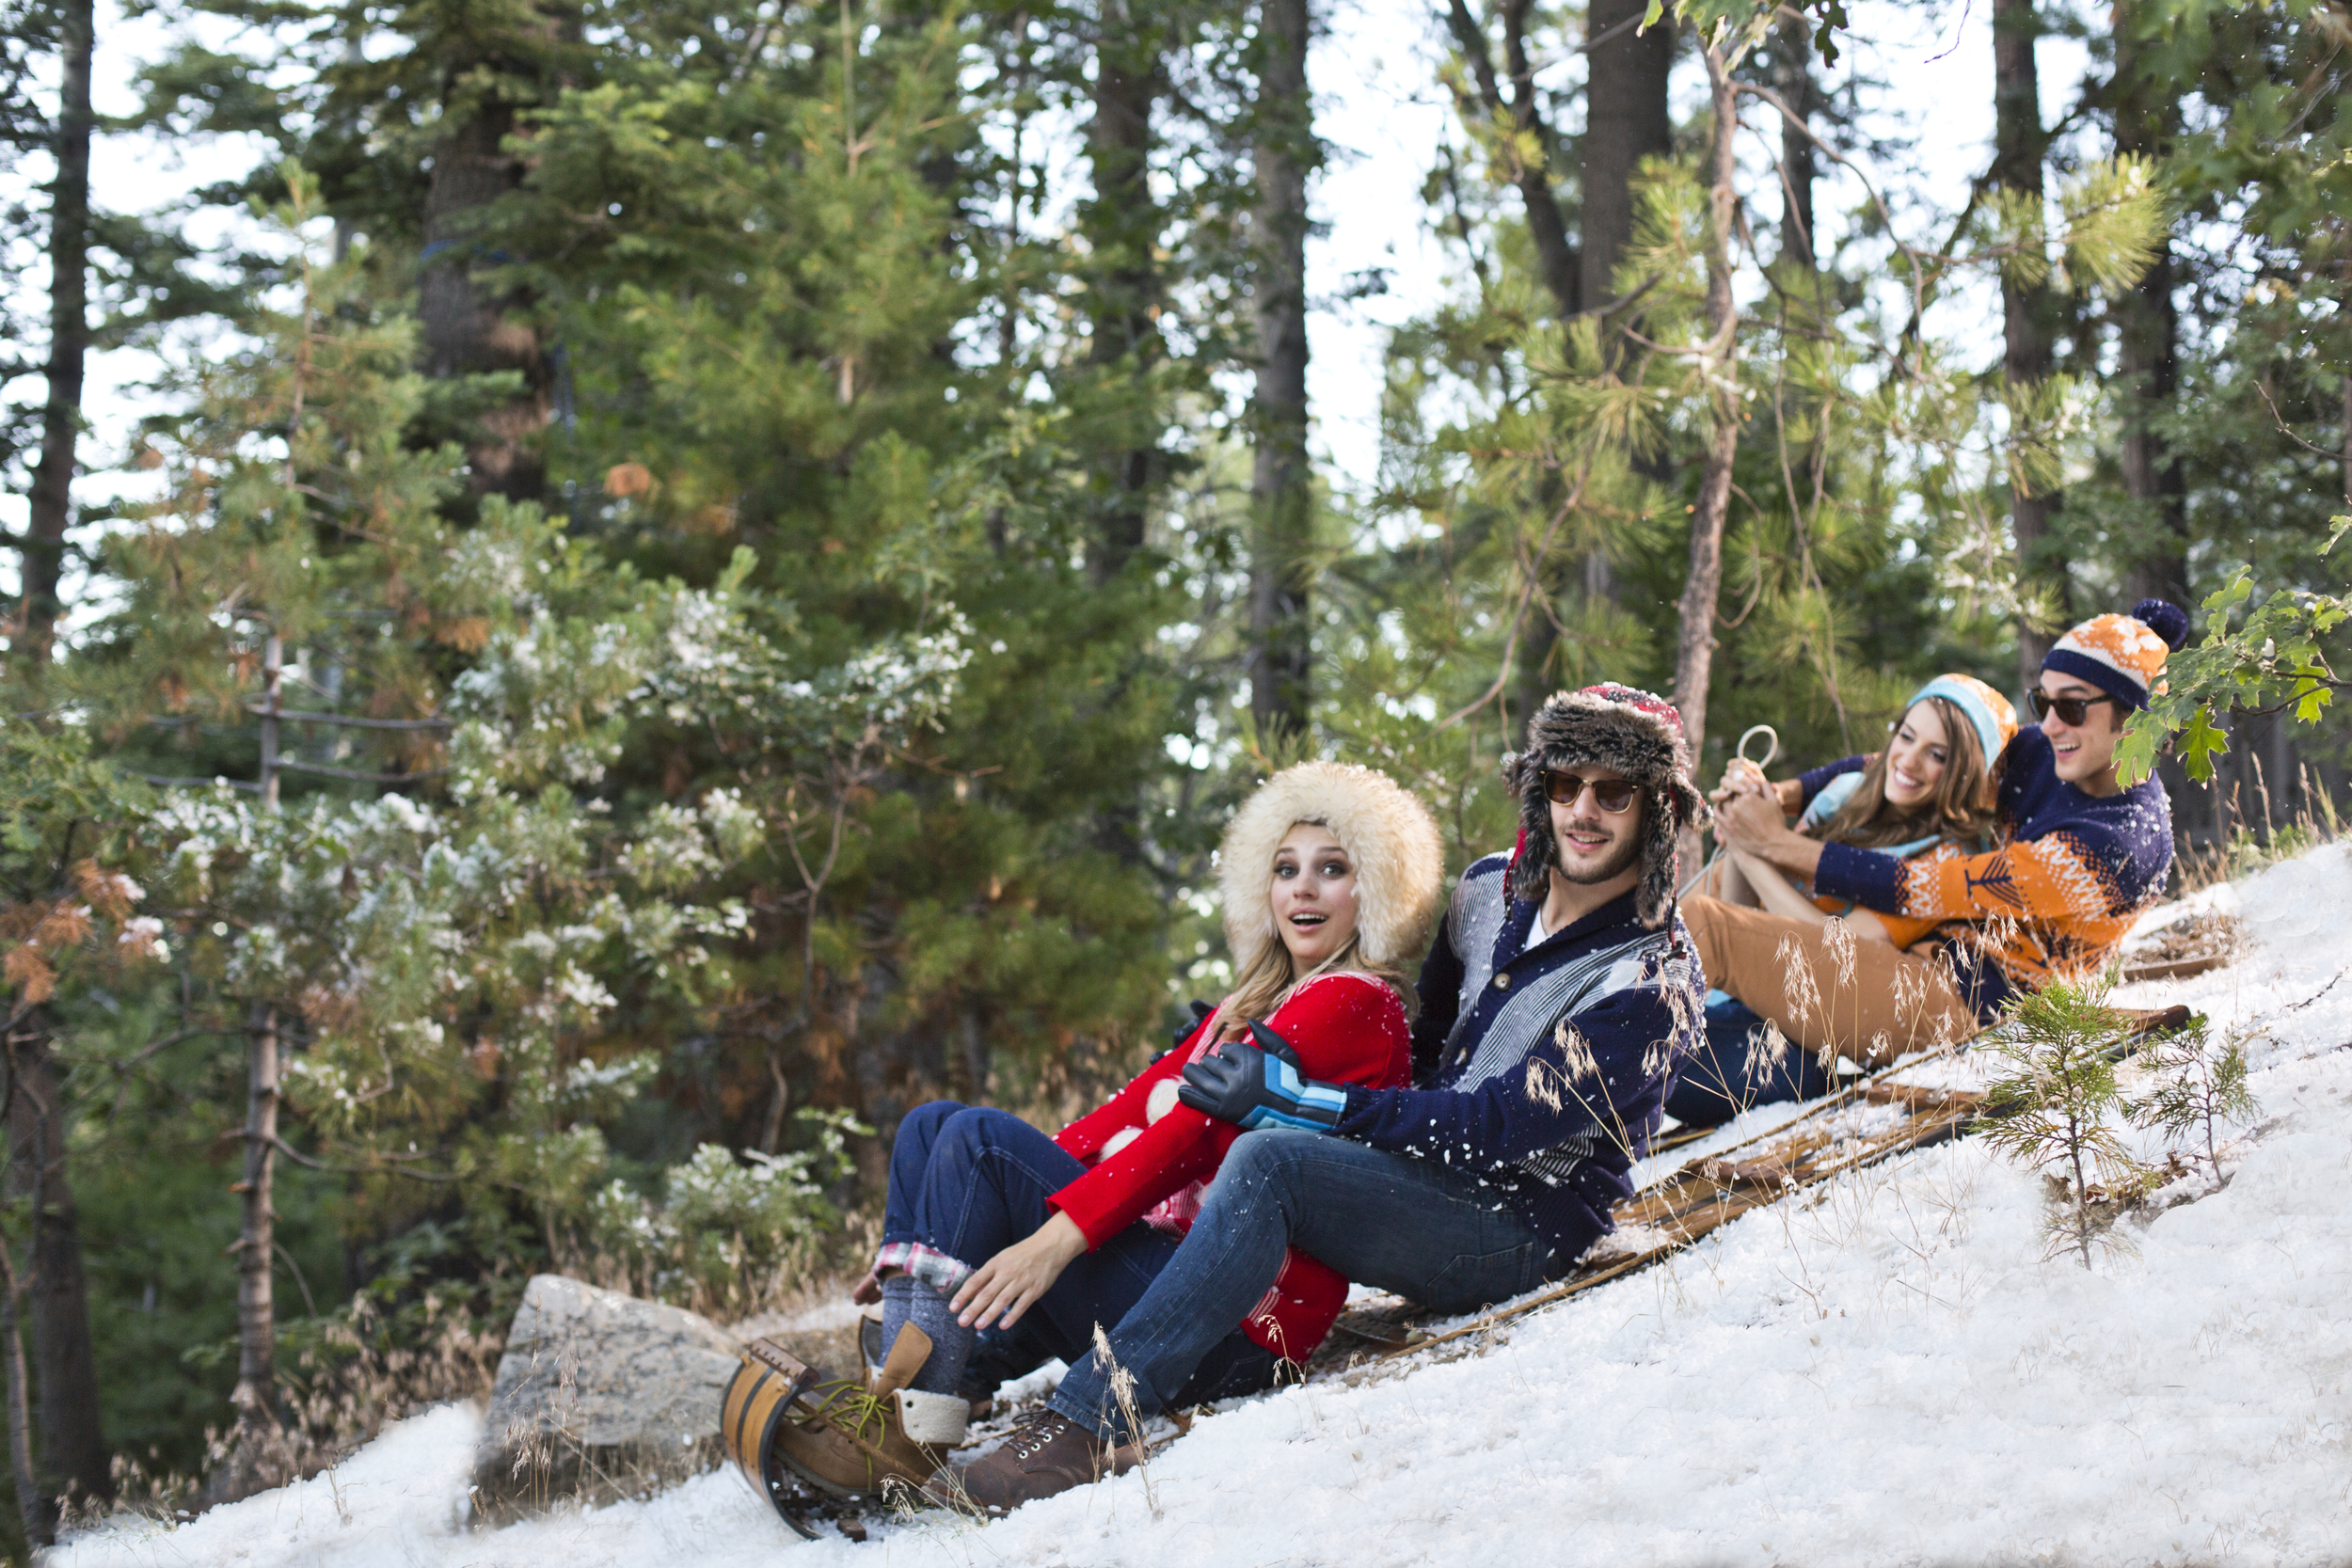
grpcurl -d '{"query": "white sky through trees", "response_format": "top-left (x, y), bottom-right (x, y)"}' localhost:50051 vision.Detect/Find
top-left (1, 0), bottom-right (2090, 600)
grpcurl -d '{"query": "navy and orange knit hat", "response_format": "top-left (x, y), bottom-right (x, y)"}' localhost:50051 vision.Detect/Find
top-left (2042, 597), bottom-right (2191, 711)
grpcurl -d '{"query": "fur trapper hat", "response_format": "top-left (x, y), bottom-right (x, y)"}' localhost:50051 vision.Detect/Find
top-left (1502, 683), bottom-right (1708, 927)
top-left (1219, 761), bottom-right (1445, 979)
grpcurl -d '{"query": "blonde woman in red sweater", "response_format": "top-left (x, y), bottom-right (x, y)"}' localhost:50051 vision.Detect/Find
top-left (765, 762), bottom-right (1442, 1500)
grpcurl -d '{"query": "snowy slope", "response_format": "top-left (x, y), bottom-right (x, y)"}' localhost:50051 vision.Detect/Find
top-left (55, 848), bottom-right (2352, 1568)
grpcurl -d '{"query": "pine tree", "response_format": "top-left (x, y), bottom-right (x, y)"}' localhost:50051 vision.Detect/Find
top-left (1245, 0), bottom-right (1318, 744)
top-left (1978, 975), bottom-right (2153, 1268)
top-left (0, 721), bottom-right (160, 1541)
top-left (79, 168), bottom-right (885, 1497)
top-left (2131, 1025), bottom-right (2256, 1188)
top-left (475, 0), bottom-right (1194, 1137)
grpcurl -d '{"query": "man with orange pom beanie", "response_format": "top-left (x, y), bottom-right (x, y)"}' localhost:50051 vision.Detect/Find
top-left (1694, 598), bottom-right (2188, 1087)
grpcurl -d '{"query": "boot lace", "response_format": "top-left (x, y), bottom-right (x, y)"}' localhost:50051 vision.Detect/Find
top-left (804, 1375), bottom-right (895, 1475)
top-left (1006, 1411), bottom-right (1075, 1464)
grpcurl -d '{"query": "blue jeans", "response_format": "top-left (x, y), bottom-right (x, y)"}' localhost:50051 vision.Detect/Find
top-left (882, 1101), bottom-right (1276, 1406)
top-left (1661, 996), bottom-right (1832, 1127)
top-left (1049, 1129), bottom-right (1564, 1440)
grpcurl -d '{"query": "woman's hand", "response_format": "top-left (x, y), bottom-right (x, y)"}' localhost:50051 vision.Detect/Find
top-left (1711, 756), bottom-right (1772, 803)
top-left (1711, 759), bottom-right (1806, 816)
top-left (1715, 790), bottom-right (1827, 880)
top-left (1713, 788), bottom-right (1790, 852)
top-left (950, 1210), bottom-right (1089, 1330)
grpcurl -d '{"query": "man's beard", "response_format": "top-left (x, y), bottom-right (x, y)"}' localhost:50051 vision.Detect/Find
top-left (1554, 823), bottom-right (1644, 885)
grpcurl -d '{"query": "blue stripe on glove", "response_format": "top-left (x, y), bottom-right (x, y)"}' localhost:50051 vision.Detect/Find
top-left (1175, 1021), bottom-right (1346, 1132)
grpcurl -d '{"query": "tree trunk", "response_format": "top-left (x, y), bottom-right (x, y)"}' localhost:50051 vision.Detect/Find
top-left (3, 1020), bottom-right (108, 1533)
top-left (207, 1006), bottom-right (285, 1504)
top-left (1576, 0), bottom-right (1675, 650)
top-left (2110, 0), bottom-right (2186, 611)
top-left (1670, 42), bottom-right (1743, 773)
top-left (1441, 0), bottom-right (1579, 320)
top-left (419, 82), bottom-right (552, 502)
top-left (1508, 587), bottom-right (1563, 738)
top-left (955, 1005), bottom-right (990, 1104)
top-left (0, 1245), bottom-right (39, 1551)
top-left (15, 0), bottom-right (93, 676)
top-left (1579, 0), bottom-right (1673, 316)
top-left (2111, 242), bottom-right (2185, 611)
top-left (1247, 0), bottom-right (1315, 743)
top-left (1081, 1), bottom-right (1162, 584)
top-left (1994, 0), bottom-right (2062, 689)
top-left (1774, 15), bottom-right (1817, 272)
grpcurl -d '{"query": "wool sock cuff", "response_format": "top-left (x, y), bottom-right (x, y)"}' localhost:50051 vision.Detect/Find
top-left (880, 1272), bottom-right (976, 1397)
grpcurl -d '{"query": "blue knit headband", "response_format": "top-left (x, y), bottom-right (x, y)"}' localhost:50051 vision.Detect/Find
top-left (1906, 676), bottom-right (2007, 766)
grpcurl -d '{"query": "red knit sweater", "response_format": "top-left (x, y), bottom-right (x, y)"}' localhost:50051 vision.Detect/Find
top-left (1047, 972), bottom-right (1411, 1362)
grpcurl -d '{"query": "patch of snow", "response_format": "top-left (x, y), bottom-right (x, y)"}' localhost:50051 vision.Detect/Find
top-left (2114, 846), bottom-right (2352, 1074)
top-left (1878, 1050), bottom-right (1994, 1093)
top-left (56, 1402), bottom-right (482, 1568)
top-left (1628, 1094), bottom-right (1815, 1188)
top-left (2121, 878), bottom-right (2242, 945)
top-left (58, 845), bottom-right (2352, 1567)
top-left (991, 1356), bottom-right (1069, 1408)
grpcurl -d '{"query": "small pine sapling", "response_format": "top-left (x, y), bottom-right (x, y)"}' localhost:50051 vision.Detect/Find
top-left (2131, 1024), bottom-right (2257, 1188)
top-left (1978, 975), bottom-right (2154, 1268)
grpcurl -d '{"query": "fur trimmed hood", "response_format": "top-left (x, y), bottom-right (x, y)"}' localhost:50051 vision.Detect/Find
top-left (1502, 683), bottom-right (1708, 927)
top-left (1219, 761), bottom-right (1445, 979)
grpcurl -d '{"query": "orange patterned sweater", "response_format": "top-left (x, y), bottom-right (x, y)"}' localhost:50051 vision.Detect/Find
top-left (1808, 726), bottom-right (2174, 1018)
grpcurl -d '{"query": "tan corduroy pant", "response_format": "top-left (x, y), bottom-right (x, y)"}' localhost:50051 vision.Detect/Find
top-left (1678, 895), bottom-right (1979, 1068)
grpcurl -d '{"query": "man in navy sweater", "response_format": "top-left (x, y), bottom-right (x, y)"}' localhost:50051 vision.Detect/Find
top-left (928, 684), bottom-right (1708, 1513)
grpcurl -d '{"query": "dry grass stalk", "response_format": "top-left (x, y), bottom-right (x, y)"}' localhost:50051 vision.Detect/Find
top-left (1089, 1323), bottom-right (1158, 1517)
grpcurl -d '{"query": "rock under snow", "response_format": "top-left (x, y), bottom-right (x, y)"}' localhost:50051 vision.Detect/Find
top-left (469, 1275), bottom-right (744, 1520)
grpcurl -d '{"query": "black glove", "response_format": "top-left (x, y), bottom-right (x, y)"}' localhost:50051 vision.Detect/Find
top-left (1176, 1021), bottom-right (1348, 1132)
top-left (1153, 999), bottom-right (1218, 1064)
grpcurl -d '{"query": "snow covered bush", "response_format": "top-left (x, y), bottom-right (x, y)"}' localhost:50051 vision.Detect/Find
top-left (584, 1110), bottom-right (866, 1313)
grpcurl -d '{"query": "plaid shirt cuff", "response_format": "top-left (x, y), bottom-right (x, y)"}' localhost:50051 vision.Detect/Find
top-left (873, 1240), bottom-right (973, 1295)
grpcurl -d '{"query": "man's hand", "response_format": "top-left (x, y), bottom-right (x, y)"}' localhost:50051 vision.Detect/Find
top-left (1176, 1022), bottom-right (1348, 1132)
top-left (950, 1210), bottom-right (1089, 1330)
top-left (850, 1268), bottom-right (883, 1307)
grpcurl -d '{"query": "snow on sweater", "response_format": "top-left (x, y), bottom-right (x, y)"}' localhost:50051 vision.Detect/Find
top-left (1334, 857), bottom-right (1703, 1266)
top-left (1805, 725), bottom-right (2174, 1016)
top-left (1047, 971), bottom-right (1411, 1361)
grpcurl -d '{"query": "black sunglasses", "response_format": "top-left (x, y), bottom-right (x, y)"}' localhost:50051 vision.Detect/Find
top-left (2029, 689), bottom-right (2122, 726)
top-left (1542, 769), bottom-right (1639, 814)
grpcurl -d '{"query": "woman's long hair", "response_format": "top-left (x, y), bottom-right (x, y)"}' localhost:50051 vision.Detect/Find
top-left (1219, 849), bottom-right (1418, 1028)
top-left (1814, 694), bottom-right (2001, 850)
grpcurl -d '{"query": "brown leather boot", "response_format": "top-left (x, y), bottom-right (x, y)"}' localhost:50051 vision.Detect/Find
top-left (920, 1410), bottom-right (1135, 1516)
top-left (765, 1324), bottom-right (968, 1499)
